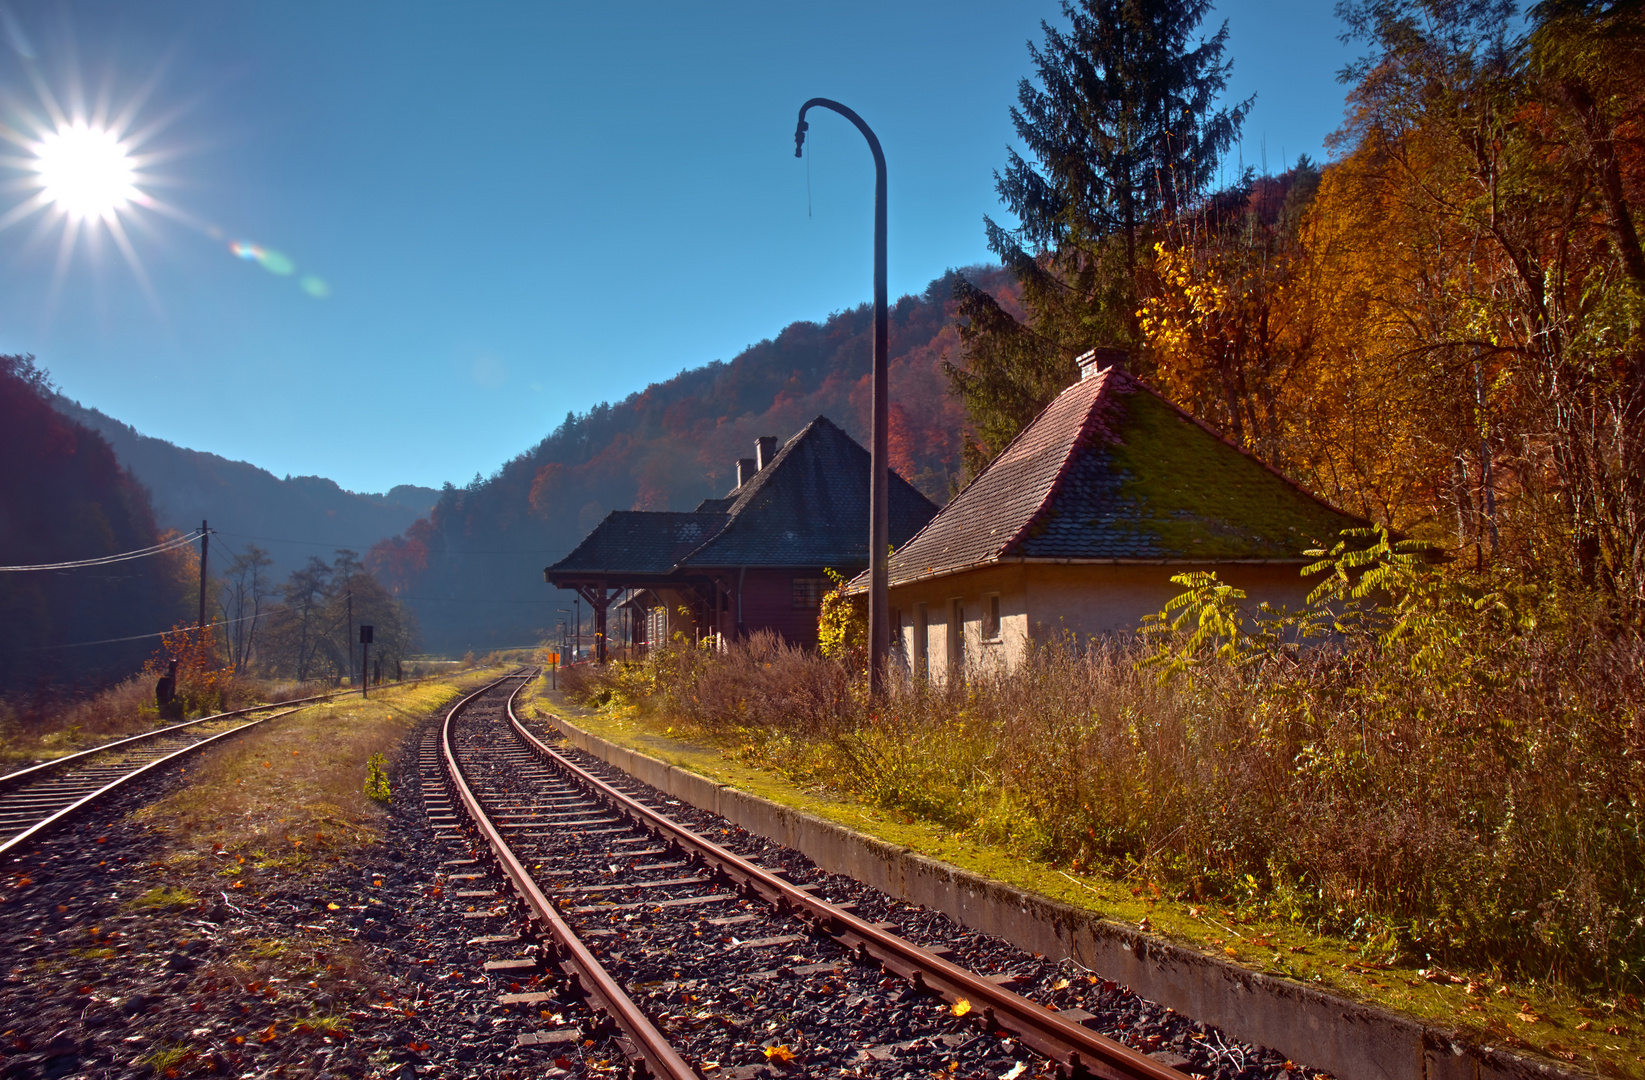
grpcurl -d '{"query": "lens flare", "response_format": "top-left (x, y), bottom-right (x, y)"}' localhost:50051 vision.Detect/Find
top-left (230, 240), bottom-right (294, 275)
top-left (34, 121), bottom-right (140, 221)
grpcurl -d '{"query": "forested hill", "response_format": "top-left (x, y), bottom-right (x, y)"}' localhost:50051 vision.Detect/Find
top-left (53, 397), bottom-right (439, 581)
top-left (370, 265), bottom-right (1016, 654)
top-left (2, 356), bottom-right (193, 693)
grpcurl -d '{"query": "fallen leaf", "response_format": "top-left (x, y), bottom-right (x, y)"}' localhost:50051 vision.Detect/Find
top-left (327, 903), bottom-right (340, 911)
top-left (1576, 1021), bottom-right (1593, 1032)
top-left (1608, 1024), bottom-right (1629, 1036)
top-left (1051, 978), bottom-right (1071, 991)
top-left (1517, 1012), bottom-right (1542, 1024)
top-left (1189, 906), bottom-right (1203, 918)
top-left (764, 1045), bottom-right (796, 1063)
top-left (1001, 1064), bottom-right (1027, 1080)
top-left (1225, 947), bottom-right (1239, 958)
top-left (951, 999), bottom-right (972, 1017)
top-left (258, 1023), bottom-right (278, 1043)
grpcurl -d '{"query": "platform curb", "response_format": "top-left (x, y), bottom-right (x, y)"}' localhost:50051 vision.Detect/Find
top-left (545, 711), bottom-right (1586, 1080)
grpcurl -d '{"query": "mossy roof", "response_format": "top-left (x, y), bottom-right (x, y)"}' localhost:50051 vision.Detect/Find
top-left (873, 368), bottom-right (1366, 589)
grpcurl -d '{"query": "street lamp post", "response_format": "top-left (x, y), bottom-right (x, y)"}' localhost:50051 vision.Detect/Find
top-left (794, 98), bottom-right (890, 695)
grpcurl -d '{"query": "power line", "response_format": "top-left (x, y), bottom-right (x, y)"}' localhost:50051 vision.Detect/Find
top-left (214, 529), bottom-right (545, 556)
top-left (0, 530), bottom-right (201, 573)
top-left (22, 610), bottom-right (265, 652)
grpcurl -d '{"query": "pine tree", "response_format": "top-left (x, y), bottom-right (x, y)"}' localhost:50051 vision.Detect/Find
top-left (948, 0), bottom-right (1251, 470)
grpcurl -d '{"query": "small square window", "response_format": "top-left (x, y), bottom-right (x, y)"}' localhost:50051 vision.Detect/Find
top-left (983, 594), bottom-right (1001, 640)
top-left (791, 577), bottom-right (829, 609)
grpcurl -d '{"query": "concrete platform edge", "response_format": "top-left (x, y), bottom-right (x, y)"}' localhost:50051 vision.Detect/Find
top-left (545, 712), bottom-right (1586, 1080)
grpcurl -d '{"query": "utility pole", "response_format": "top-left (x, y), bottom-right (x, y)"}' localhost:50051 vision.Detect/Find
top-left (574, 596), bottom-right (581, 662)
top-left (196, 520), bottom-right (210, 661)
top-left (794, 99), bottom-right (889, 694)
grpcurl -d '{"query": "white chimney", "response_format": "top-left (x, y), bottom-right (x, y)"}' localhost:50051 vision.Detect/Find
top-left (1076, 347), bottom-right (1128, 380)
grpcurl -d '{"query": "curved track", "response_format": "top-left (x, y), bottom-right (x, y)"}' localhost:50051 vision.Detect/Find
top-left (439, 672), bottom-right (1191, 1080)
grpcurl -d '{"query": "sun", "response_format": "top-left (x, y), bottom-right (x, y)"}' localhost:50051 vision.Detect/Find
top-left (0, 65), bottom-right (182, 298)
top-left (34, 121), bottom-right (140, 222)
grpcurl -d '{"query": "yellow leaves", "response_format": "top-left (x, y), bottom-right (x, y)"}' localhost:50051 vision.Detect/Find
top-left (763, 1045), bottom-right (796, 1063)
top-left (326, 902), bottom-right (339, 911)
top-left (1050, 978), bottom-right (1071, 991)
top-left (951, 999), bottom-right (973, 1017)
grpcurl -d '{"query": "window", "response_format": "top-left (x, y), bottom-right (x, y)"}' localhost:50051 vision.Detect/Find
top-left (791, 577), bottom-right (829, 609)
top-left (949, 598), bottom-right (965, 673)
top-left (913, 603), bottom-right (928, 679)
top-left (982, 594), bottom-right (1001, 640)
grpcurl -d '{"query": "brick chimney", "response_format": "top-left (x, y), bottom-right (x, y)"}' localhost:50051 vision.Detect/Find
top-left (1076, 347), bottom-right (1128, 380)
top-left (755, 436), bottom-right (777, 472)
top-left (735, 458), bottom-right (757, 488)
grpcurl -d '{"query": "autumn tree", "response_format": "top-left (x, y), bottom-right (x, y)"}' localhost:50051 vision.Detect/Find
top-left (1306, 0), bottom-right (1645, 598)
top-left (1139, 162), bottom-right (1322, 465)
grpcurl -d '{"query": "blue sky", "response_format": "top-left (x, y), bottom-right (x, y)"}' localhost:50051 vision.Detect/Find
top-left (0, 1), bottom-right (1355, 494)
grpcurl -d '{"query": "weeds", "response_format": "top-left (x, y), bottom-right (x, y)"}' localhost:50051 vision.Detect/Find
top-left (569, 556), bottom-right (1645, 994)
top-left (363, 752), bottom-right (391, 803)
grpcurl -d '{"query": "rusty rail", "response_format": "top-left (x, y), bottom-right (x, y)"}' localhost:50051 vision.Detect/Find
top-left (0, 675), bottom-right (441, 793)
top-left (439, 673), bottom-right (699, 1080)
top-left (508, 697), bottom-right (1187, 1080)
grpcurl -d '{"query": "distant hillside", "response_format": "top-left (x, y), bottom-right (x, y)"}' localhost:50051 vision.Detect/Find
top-left (52, 398), bottom-right (439, 579)
top-left (370, 265), bottom-right (1018, 654)
top-left (2, 356), bottom-right (192, 693)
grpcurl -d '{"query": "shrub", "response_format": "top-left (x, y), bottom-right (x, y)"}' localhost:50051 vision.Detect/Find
top-left (593, 546), bottom-right (1645, 993)
top-left (363, 752), bottom-right (391, 803)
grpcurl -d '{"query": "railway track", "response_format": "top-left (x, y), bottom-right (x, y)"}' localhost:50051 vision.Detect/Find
top-left (0, 684), bottom-right (390, 856)
top-left (437, 672), bottom-right (1200, 1080)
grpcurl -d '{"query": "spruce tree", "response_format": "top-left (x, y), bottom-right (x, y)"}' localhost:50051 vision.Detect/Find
top-left (947, 0), bottom-right (1251, 470)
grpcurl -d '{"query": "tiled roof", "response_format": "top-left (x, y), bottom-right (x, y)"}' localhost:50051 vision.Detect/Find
top-left (872, 369), bottom-right (1367, 589)
top-left (693, 496), bottom-right (735, 513)
top-left (682, 416), bottom-right (939, 569)
top-left (546, 511), bottom-right (728, 577)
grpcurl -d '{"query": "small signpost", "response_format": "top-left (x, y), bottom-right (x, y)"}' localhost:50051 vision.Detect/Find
top-left (548, 650), bottom-right (559, 690)
top-left (359, 625), bottom-right (374, 699)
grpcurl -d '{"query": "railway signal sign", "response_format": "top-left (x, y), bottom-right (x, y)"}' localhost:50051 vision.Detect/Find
top-left (359, 625), bottom-right (373, 699)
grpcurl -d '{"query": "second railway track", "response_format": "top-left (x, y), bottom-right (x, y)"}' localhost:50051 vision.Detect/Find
top-left (438, 673), bottom-right (1296, 1080)
top-left (0, 693), bottom-right (345, 856)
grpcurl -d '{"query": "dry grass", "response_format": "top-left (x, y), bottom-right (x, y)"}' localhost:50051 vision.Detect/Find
top-left (134, 678), bottom-right (470, 880)
top-left (0, 664), bottom-right (459, 769)
top-left (575, 612), bottom-right (1645, 998)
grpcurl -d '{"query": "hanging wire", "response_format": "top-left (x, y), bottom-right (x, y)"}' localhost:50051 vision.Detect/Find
top-left (213, 528), bottom-right (544, 555)
top-left (0, 529), bottom-right (201, 573)
top-left (21, 609), bottom-right (264, 651)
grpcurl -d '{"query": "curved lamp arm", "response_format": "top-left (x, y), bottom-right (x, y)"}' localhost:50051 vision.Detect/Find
top-left (792, 97), bottom-right (891, 695)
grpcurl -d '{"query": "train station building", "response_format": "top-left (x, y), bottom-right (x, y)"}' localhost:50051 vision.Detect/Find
top-left (544, 416), bottom-right (939, 660)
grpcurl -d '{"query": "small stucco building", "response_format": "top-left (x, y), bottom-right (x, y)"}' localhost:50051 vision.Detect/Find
top-left (857, 351), bottom-right (1366, 683)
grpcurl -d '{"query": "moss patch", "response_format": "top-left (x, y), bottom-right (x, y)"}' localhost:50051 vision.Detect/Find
top-left (1105, 389), bottom-right (1362, 558)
